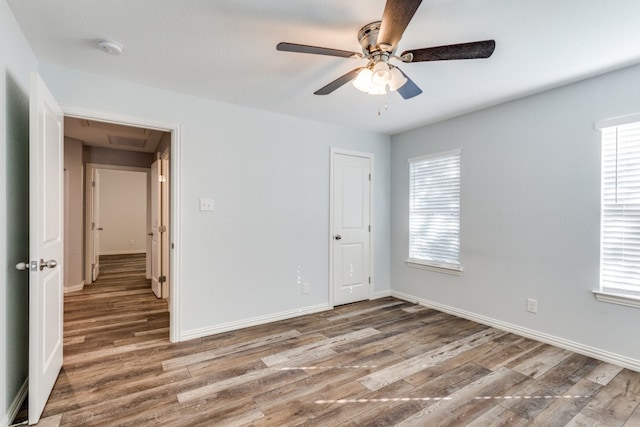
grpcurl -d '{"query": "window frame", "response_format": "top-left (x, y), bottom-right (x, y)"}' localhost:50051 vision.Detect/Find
top-left (594, 114), bottom-right (640, 309)
top-left (406, 149), bottom-right (462, 275)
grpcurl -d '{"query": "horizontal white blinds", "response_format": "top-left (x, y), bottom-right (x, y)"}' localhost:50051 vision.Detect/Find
top-left (409, 150), bottom-right (461, 268)
top-left (601, 121), bottom-right (640, 296)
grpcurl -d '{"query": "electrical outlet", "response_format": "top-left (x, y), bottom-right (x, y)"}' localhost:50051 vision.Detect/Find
top-left (527, 298), bottom-right (538, 314)
top-left (302, 282), bottom-right (310, 294)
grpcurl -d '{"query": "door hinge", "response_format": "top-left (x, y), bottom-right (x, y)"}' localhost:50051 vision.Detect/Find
top-left (91, 222), bottom-right (95, 230)
top-left (159, 276), bottom-right (166, 283)
top-left (159, 225), bottom-right (167, 233)
top-left (368, 225), bottom-right (371, 232)
top-left (92, 180), bottom-right (96, 187)
top-left (91, 263), bottom-right (95, 271)
top-left (369, 173), bottom-right (371, 181)
top-left (368, 277), bottom-right (371, 284)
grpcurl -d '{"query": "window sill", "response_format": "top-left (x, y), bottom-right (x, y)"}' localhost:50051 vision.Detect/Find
top-left (593, 290), bottom-right (640, 309)
top-left (406, 260), bottom-right (462, 276)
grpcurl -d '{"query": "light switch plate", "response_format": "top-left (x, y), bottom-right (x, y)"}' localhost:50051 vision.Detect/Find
top-left (200, 198), bottom-right (214, 211)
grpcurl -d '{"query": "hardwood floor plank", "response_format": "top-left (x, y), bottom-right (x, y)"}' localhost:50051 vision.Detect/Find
top-left (393, 367), bottom-right (529, 427)
top-left (499, 353), bottom-right (601, 420)
top-left (524, 378), bottom-right (603, 426)
top-left (162, 329), bottom-right (301, 371)
top-left (358, 328), bottom-right (507, 392)
top-left (579, 369), bottom-right (640, 427)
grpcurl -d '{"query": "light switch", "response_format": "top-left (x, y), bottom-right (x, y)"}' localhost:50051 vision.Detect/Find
top-left (199, 198), bottom-right (214, 211)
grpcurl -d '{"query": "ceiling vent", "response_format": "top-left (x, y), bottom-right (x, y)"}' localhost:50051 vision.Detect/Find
top-left (107, 135), bottom-right (147, 148)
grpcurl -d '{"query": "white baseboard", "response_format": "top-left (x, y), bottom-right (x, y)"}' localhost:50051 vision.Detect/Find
top-left (64, 281), bottom-right (85, 293)
top-left (371, 289), bottom-right (391, 300)
top-left (392, 290), bottom-right (640, 373)
top-left (180, 303), bottom-right (331, 342)
top-left (99, 250), bottom-right (146, 256)
top-left (5, 377), bottom-right (27, 426)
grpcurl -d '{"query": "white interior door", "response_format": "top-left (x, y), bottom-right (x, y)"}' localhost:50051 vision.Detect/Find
top-left (28, 73), bottom-right (64, 425)
top-left (150, 160), bottom-right (162, 298)
top-left (331, 151), bottom-right (372, 306)
top-left (91, 169), bottom-right (101, 281)
top-left (160, 155), bottom-right (170, 299)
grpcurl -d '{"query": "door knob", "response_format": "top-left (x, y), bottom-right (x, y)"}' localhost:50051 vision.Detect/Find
top-left (97, 227), bottom-right (104, 231)
top-left (39, 259), bottom-right (58, 271)
top-left (15, 261), bottom-right (29, 271)
top-left (335, 234), bottom-right (342, 240)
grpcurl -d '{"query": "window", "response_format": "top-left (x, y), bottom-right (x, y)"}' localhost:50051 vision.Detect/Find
top-left (408, 149), bottom-right (461, 273)
top-left (598, 118), bottom-right (640, 307)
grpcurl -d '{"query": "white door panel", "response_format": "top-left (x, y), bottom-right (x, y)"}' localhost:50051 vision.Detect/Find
top-left (151, 160), bottom-right (161, 298)
top-left (161, 156), bottom-right (170, 299)
top-left (332, 152), bottom-right (371, 306)
top-left (28, 73), bottom-right (64, 425)
top-left (91, 169), bottom-right (101, 281)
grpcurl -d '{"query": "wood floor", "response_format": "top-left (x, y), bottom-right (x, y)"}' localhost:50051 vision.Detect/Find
top-left (24, 254), bottom-right (640, 426)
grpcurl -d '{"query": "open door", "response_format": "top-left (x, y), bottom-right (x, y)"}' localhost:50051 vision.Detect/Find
top-left (161, 153), bottom-right (170, 299)
top-left (150, 159), bottom-right (162, 298)
top-left (28, 73), bottom-right (64, 424)
top-left (151, 156), bottom-right (170, 299)
top-left (89, 168), bottom-right (102, 281)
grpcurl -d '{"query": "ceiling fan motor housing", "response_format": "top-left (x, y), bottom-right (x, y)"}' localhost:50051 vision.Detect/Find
top-left (358, 21), bottom-right (395, 56)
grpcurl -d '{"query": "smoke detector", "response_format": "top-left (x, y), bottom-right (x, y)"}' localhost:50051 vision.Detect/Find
top-left (98, 39), bottom-right (124, 55)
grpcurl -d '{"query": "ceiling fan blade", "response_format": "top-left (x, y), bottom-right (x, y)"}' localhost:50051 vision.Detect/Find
top-left (314, 68), bottom-right (364, 95)
top-left (277, 42), bottom-right (360, 58)
top-left (395, 68), bottom-right (422, 100)
top-left (377, 0), bottom-right (423, 51)
top-left (402, 40), bottom-right (496, 62)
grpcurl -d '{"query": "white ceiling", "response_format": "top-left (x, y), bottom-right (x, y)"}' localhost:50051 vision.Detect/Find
top-left (8, 0), bottom-right (640, 135)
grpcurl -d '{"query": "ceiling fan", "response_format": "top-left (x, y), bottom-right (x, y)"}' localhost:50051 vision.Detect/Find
top-left (277, 0), bottom-right (495, 99)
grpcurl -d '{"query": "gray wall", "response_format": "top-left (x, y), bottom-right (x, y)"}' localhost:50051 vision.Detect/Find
top-left (1, 0), bottom-right (38, 423)
top-left (391, 62), bottom-right (640, 366)
top-left (64, 137), bottom-right (84, 289)
top-left (39, 62), bottom-right (392, 337)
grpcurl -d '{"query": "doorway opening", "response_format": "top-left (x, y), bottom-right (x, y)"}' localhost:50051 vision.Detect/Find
top-left (62, 112), bottom-right (180, 341)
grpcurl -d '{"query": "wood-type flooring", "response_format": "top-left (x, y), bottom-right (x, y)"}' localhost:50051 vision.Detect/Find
top-left (24, 254), bottom-right (640, 426)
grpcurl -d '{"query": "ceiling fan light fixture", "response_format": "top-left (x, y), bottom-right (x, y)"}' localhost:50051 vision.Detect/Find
top-left (353, 67), bottom-right (373, 92)
top-left (371, 61), bottom-right (391, 86)
top-left (388, 66), bottom-right (408, 91)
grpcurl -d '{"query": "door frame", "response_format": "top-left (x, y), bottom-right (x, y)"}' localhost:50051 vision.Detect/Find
top-left (84, 164), bottom-right (150, 282)
top-left (329, 147), bottom-right (374, 308)
top-left (64, 105), bottom-right (182, 343)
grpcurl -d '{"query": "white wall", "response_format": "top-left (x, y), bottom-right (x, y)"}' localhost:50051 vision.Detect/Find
top-left (98, 169), bottom-right (148, 255)
top-left (391, 62), bottom-right (640, 368)
top-left (39, 62), bottom-right (391, 337)
top-left (1, 0), bottom-right (38, 423)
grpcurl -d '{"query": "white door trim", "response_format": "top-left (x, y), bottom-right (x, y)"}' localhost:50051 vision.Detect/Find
top-left (329, 147), bottom-right (374, 308)
top-left (63, 105), bottom-right (182, 343)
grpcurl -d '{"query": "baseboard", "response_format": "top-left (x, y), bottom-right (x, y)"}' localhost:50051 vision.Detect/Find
top-left (391, 290), bottom-right (640, 373)
top-left (64, 281), bottom-right (85, 293)
top-left (180, 303), bottom-right (332, 341)
top-left (371, 289), bottom-right (391, 300)
top-left (5, 377), bottom-right (27, 426)
top-left (99, 250), bottom-right (146, 256)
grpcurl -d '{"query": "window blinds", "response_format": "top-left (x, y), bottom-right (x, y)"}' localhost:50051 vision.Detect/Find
top-left (409, 149), bottom-right (461, 269)
top-left (601, 121), bottom-right (640, 297)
